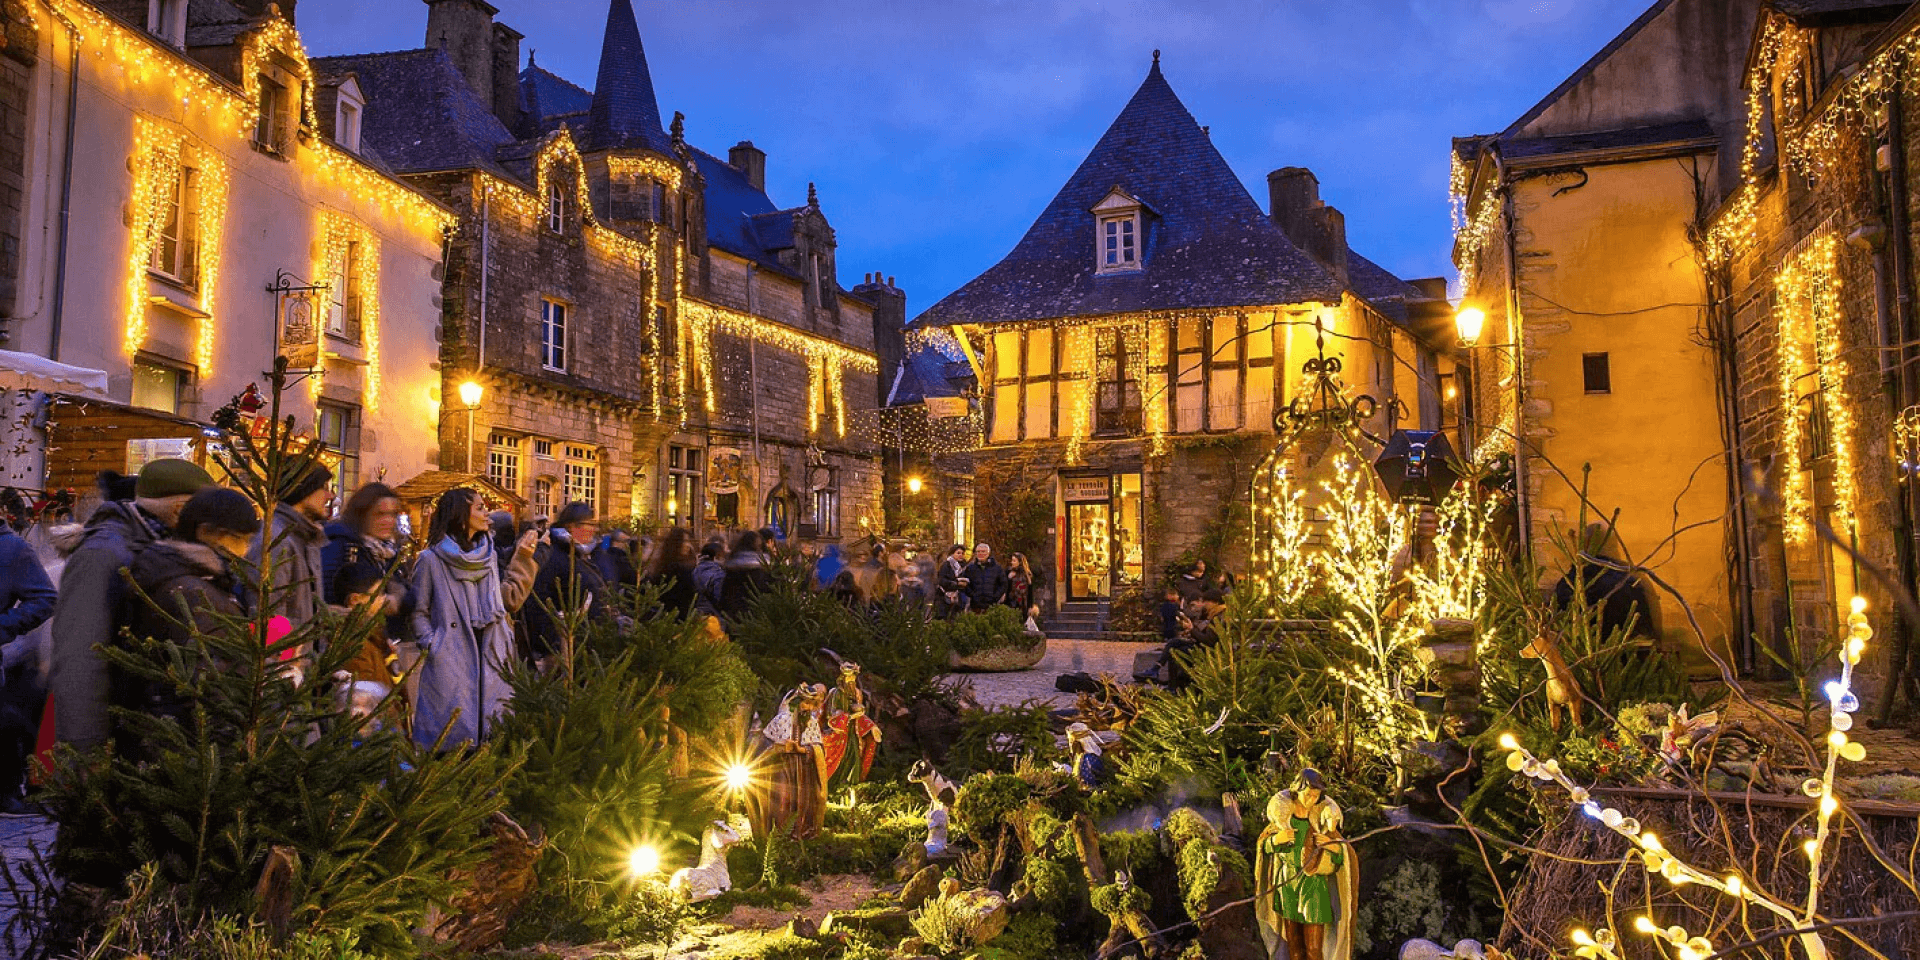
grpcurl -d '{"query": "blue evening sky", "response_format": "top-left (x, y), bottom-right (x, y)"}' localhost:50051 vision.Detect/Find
top-left (300, 0), bottom-right (1653, 315)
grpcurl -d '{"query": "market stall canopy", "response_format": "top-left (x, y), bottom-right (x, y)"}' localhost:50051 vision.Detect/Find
top-left (0, 349), bottom-right (109, 398)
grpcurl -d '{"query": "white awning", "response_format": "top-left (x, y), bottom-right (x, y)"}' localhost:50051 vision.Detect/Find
top-left (0, 348), bottom-right (109, 399)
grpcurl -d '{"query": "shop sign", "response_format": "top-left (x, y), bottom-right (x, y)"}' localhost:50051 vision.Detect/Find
top-left (1062, 476), bottom-right (1110, 503)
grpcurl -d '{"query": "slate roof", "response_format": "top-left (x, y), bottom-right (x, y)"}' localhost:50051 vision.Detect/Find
top-left (584, 0), bottom-right (671, 154)
top-left (1773, 0), bottom-right (1911, 20)
top-left (312, 49), bottom-right (517, 176)
top-left (520, 62), bottom-right (593, 126)
top-left (913, 58), bottom-right (1345, 328)
top-left (183, 0), bottom-right (255, 50)
top-left (1500, 119), bottom-right (1718, 161)
top-left (888, 345), bottom-right (974, 405)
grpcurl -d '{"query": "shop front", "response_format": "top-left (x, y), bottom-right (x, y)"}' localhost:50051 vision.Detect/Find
top-left (1058, 471), bottom-right (1144, 601)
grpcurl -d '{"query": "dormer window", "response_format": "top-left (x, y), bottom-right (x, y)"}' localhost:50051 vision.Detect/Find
top-left (546, 179), bottom-right (567, 233)
top-left (1092, 187), bottom-right (1145, 274)
top-left (253, 74), bottom-right (291, 156)
top-left (333, 77), bottom-right (365, 154)
top-left (147, 0), bottom-right (187, 48)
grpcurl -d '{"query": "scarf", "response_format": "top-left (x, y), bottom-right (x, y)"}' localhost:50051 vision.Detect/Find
top-left (428, 535), bottom-right (507, 628)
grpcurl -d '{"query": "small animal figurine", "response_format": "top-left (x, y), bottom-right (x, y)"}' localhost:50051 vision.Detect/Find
top-left (669, 818), bottom-right (747, 902)
top-left (909, 759), bottom-right (958, 856)
top-left (1520, 629), bottom-right (1583, 731)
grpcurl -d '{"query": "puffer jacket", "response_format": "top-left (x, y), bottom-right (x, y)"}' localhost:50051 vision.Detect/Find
top-left (121, 540), bottom-right (247, 726)
top-left (51, 502), bottom-right (166, 747)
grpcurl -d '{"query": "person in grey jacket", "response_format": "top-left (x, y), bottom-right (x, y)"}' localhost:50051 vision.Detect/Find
top-left (410, 488), bottom-right (537, 749)
top-left (252, 465), bottom-right (333, 633)
top-left (50, 459), bottom-right (214, 748)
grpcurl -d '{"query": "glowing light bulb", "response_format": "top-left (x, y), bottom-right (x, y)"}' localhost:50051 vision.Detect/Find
top-left (1571, 930), bottom-right (1595, 947)
top-left (1820, 794), bottom-right (1838, 817)
top-left (1639, 833), bottom-right (1663, 852)
top-left (1724, 875), bottom-right (1742, 896)
top-left (725, 763), bottom-right (752, 792)
top-left (628, 845), bottom-right (661, 876)
top-left (1852, 595), bottom-right (1867, 615)
top-left (1498, 732), bottom-right (1519, 751)
top-left (1803, 839), bottom-right (1820, 858)
top-left (1634, 916), bottom-right (1658, 935)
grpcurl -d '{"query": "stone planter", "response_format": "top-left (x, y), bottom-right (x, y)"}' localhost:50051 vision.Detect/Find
top-left (948, 636), bottom-right (1047, 672)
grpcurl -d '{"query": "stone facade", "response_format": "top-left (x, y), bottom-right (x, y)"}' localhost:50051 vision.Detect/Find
top-left (0, 1), bottom-right (33, 340)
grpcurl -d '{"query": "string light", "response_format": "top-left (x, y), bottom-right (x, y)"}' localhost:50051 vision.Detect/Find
top-left (678, 298), bottom-right (877, 433)
top-left (1500, 594), bottom-right (1871, 960)
top-left (123, 118), bottom-right (230, 375)
top-left (1773, 233), bottom-right (1856, 544)
top-left (311, 213), bottom-right (384, 410)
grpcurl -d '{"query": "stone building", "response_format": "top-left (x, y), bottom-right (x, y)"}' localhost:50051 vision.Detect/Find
top-left (0, 0), bottom-right (452, 505)
top-left (1450, 0), bottom-right (1758, 655)
top-left (322, 0), bottom-right (898, 541)
top-left (906, 55), bottom-right (1449, 613)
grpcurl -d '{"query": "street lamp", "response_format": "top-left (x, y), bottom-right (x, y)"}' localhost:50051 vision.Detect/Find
top-left (457, 379), bottom-right (484, 473)
top-left (906, 475), bottom-right (924, 495)
top-left (1454, 307), bottom-right (1486, 348)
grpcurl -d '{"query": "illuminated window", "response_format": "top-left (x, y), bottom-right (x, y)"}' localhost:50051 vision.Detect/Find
top-left (665, 445), bottom-right (702, 527)
top-left (487, 432), bottom-right (523, 495)
top-left (1095, 328), bottom-right (1140, 435)
top-left (131, 359), bottom-right (185, 414)
top-left (325, 239), bottom-right (365, 341)
top-left (317, 401), bottom-right (360, 494)
top-left (540, 298), bottom-right (568, 371)
top-left (533, 438), bottom-right (554, 459)
top-left (149, 164), bottom-right (201, 287)
top-left (811, 483), bottom-right (840, 538)
top-left (563, 444), bottom-right (598, 514)
top-left (531, 477), bottom-right (556, 519)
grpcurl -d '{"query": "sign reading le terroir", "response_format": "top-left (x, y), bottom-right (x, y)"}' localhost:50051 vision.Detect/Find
top-left (1062, 476), bottom-right (1110, 503)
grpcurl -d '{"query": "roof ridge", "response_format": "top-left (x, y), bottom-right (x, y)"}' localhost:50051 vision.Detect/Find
top-left (1499, 0), bottom-right (1679, 139)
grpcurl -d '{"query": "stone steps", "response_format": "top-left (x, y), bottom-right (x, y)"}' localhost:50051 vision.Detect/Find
top-left (1044, 602), bottom-right (1109, 640)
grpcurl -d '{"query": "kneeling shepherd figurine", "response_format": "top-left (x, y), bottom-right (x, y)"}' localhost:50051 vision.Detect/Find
top-left (1255, 768), bottom-right (1359, 960)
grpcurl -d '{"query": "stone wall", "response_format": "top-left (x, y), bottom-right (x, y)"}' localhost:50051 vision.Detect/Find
top-left (0, 1), bottom-right (33, 345)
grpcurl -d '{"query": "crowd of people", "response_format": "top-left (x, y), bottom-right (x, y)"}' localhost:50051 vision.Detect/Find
top-left (1150, 559), bottom-right (1237, 687)
top-left (0, 458), bottom-right (1054, 813)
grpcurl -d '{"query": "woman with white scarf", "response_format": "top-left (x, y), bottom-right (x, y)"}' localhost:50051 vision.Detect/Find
top-left (409, 488), bottom-right (538, 749)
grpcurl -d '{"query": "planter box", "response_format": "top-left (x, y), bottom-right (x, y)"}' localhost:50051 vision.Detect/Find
top-left (949, 637), bottom-right (1048, 672)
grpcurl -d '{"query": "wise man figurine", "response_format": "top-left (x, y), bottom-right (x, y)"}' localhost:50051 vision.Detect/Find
top-left (1255, 768), bottom-right (1358, 960)
top-left (1066, 722), bottom-right (1108, 788)
top-left (750, 684), bottom-right (829, 840)
top-left (824, 661), bottom-right (882, 790)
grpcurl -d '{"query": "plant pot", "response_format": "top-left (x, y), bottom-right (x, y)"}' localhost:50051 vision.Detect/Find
top-left (949, 636), bottom-right (1048, 672)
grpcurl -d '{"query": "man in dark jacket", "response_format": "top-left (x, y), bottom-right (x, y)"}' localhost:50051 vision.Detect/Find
top-left (524, 502), bottom-right (615, 659)
top-left (692, 540), bottom-right (726, 617)
top-left (960, 542), bottom-right (1009, 611)
top-left (0, 494), bottom-right (56, 813)
top-left (51, 459), bottom-right (213, 749)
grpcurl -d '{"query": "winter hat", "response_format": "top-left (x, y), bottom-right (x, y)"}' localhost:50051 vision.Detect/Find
top-left (135, 459), bottom-right (215, 499)
top-left (174, 487), bottom-right (261, 540)
top-left (554, 501), bottom-right (595, 528)
top-left (278, 464), bottom-right (332, 506)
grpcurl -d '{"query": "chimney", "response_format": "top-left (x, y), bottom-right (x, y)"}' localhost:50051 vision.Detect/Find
top-left (489, 21), bottom-right (524, 131)
top-left (1409, 278), bottom-right (1449, 302)
top-left (1267, 167), bottom-right (1349, 288)
top-left (854, 274), bottom-right (908, 404)
top-left (424, 0), bottom-right (499, 107)
top-left (729, 141), bottom-right (766, 192)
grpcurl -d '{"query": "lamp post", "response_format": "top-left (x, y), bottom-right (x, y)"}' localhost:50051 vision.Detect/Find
top-left (1453, 307), bottom-right (1487, 452)
top-left (457, 379), bottom-right (483, 473)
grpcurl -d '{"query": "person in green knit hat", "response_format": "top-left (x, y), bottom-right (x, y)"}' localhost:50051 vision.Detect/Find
top-left (1255, 767), bottom-right (1358, 960)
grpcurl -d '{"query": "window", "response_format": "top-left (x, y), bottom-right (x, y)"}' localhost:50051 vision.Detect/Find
top-left (325, 239), bottom-right (364, 341)
top-left (531, 477), bottom-right (556, 520)
top-left (131, 359), bottom-right (184, 413)
top-left (336, 100), bottom-right (362, 154)
top-left (563, 444), bottom-right (598, 514)
top-left (1095, 328), bottom-right (1141, 435)
top-left (1582, 352), bottom-right (1612, 394)
top-left (254, 74), bottom-right (289, 154)
top-left (533, 438), bottom-right (554, 459)
top-left (487, 432), bottom-right (523, 495)
top-left (148, 0), bottom-right (186, 47)
top-left (811, 486), bottom-right (840, 538)
top-left (149, 164), bottom-right (201, 286)
top-left (651, 180), bottom-right (667, 223)
top-left (1100, 215), bottom-right (1138, 271)
top-left (317, 402), bottom-right (361, 494)
top-left (665, 445), bottom-right (703, 527)
top-left (953, 505), bottom-right (971, 548)
top-left (1174, 317), bottom-right (1204, 433)
top-left (540, 299), bottom-right (568, 371)
top-left (1208, 316), bottom-right (1242, 431)
top-left (546, 179), bottom-right (566, 233)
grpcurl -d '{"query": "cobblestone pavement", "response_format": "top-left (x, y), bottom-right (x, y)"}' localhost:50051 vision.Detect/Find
top-left (954, 638), bottom-right (1160, 709)
top-left (0, 815), bottom-right (54, 946)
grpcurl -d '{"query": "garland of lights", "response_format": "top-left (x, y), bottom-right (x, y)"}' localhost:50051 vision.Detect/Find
top-left (123, 118), bottom-right (230, 375)
top-left (679, 298), bottom-right (878, 434)
top-left (1702, 17), bottom-right (1791, 261)
top-left (1506, 598), bottom-right (1871, 960)
top-left (1774, 233), bottom-right (1857, 544)
top-left (236, 14), bottom-right (317, 137)
top-left (606, 154), bottom-right (684, 192)
top-left (311, 213), bottom-right (383, 409)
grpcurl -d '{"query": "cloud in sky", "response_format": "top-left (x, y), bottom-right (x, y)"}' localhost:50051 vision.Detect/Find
top-left (300, 0), bottom-right (1655, 313)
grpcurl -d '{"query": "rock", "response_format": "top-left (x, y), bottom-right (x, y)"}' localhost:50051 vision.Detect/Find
top-left (910, 699), bottom-right (964, 762)
top-left (786, 914), bottom-right (818, 939)
top-left (949, 637), bottom-right (1047, 672)
top-left (953, 889), bottom-right (1009, 944)
top-left (901, 865), bottom-right (943, 908)
top-left (893, 841), bottom-right (930, 881)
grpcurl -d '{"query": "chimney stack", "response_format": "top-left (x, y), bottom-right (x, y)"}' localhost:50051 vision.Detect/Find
top-left (424, 0), bottom-right (500, 110)
top-left (729, 141), bottom-right (766, 192)
top-left (488, 21), bottom-right (524, 132)
top-left (854, 273), bottom-right (908, 403)
top-left (1267, 167), bottom-right (1350, 288)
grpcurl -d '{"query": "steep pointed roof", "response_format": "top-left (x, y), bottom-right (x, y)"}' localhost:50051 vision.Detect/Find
top-left (915, 57), bottom-right (1343, 327)
top-left (585, 0), bottom-right (670, 153)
